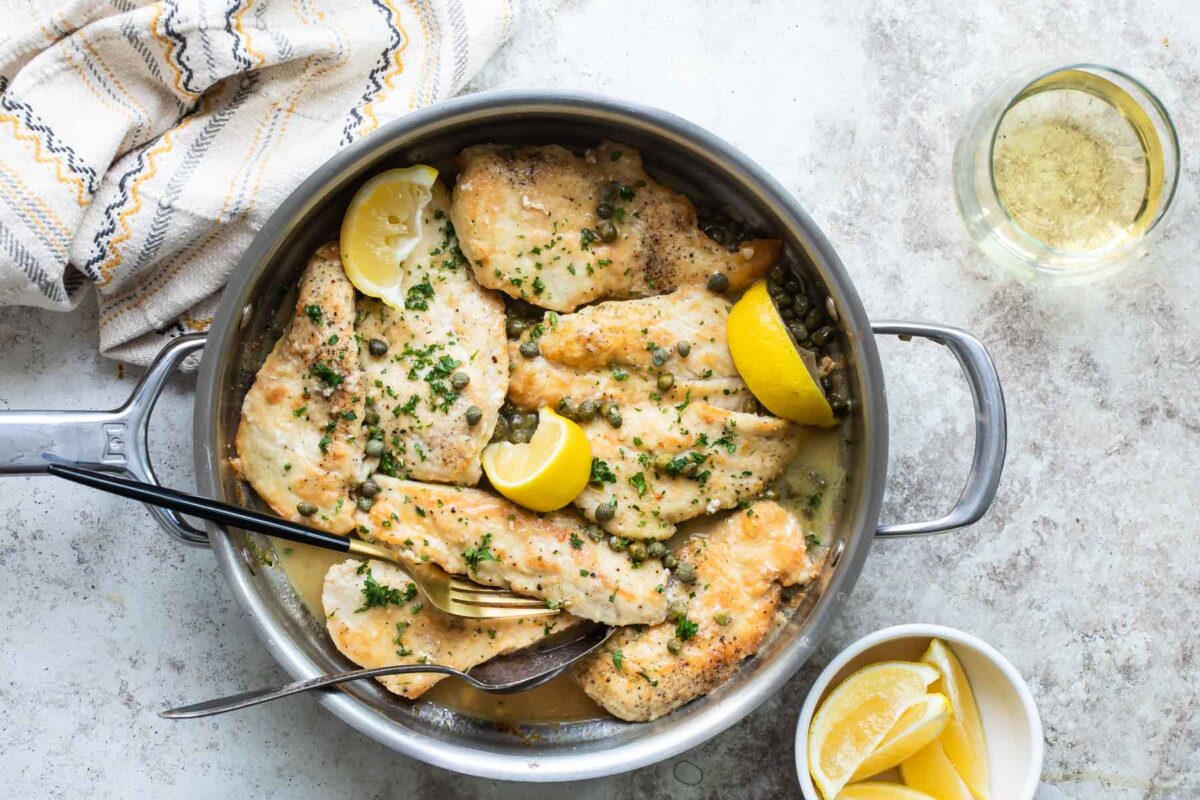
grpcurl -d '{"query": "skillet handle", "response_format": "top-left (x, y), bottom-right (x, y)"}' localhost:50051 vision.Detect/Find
top-left (0, 333), bottom-right (210, 547)
top-left (872, 322), bottom-right (1006, 538)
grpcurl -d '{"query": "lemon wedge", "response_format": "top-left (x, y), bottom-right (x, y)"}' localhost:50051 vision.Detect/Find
top-left (808, 661), bottom-right (940, 800)
top-left (340, 165), bottom-right (439, 305)
top-left (899, 741), bottom-right (974, 800)
top-left (837, 783), bottom-right (937, 800)
top-left (851, 693), bottom-right (952, 781)
top-left (481, 407), bottom-right (592, 512)
top-left (726, 280), bottom-right (835, 427)
top-left (921, 640), bottom-right (990, 800)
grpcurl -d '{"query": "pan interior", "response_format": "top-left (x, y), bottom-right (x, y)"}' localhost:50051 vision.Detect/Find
top-left (201, 97), bottom-right (883, 767)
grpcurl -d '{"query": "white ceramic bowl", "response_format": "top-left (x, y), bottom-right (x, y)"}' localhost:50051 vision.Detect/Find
top-left (795, 624), bottom-right (1044, 799)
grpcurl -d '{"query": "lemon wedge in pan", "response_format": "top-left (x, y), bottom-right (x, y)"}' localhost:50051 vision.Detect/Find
top-left (727, 280), bottom-right (835, 427)
top-left (481, 407), bottom-right (592, 513)
top-left (340, 165), bottom-right (439, 306)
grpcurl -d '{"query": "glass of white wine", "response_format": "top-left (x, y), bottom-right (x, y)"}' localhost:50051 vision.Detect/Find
top-left (954, 64), bottom-right (1179, 284)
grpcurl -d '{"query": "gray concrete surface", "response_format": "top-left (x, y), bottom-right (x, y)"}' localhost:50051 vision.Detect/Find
top-left (1, 1), bottom-right (1197, 796)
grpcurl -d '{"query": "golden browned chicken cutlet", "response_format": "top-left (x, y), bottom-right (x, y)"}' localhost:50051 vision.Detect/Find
top-left (451, 142), bottom-right (781, 311)
top-left (573, 501), bottom-right (819, 721)
top-left (506, 286), bottom-right (751, 412)
top-left (233, 244), bottom-right (364, 533)
top-left (324, 559), bottom-right (579, 699)
top-left (573, 403), bottom-right (802, 540)
top-left (356, 182), bottom-right (508, 485)
top-left (356, 477), bottom-right (670, 626)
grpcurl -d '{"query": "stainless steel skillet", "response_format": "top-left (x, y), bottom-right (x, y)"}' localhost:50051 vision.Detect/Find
top-left (0, 90), bottom-right (1005, 782)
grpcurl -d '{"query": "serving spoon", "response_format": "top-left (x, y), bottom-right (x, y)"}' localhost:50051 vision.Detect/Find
top-left (161, 623), bottom-right (614, 718)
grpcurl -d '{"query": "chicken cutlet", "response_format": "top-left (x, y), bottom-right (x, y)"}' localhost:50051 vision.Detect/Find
top-left (324, 559), bottom-right (580, 699)
top-left (573, 501), bottom-right (819, 721)
top-left (451, 142), bottom-right (781, 311)
top-left (506, 286), bottom-right (751, 412)
top-left (233, 244), bottom-right (363, 533)
top-left (574, 403), bottom-right (802, 540)
top-left (356, 182), bottom-right (508, 485)
top-left (357, 477), bottom-right (670, 626)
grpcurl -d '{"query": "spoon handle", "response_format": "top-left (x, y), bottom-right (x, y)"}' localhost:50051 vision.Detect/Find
top-left (160, 664), bottom-right (472, 718)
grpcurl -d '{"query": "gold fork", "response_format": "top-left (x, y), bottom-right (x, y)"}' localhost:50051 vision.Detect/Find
top-left (46, 463), bottom-right (558, 619)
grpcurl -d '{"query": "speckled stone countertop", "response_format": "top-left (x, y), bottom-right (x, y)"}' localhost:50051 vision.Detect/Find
top-left (1, 1), bottom-right (1197, 797)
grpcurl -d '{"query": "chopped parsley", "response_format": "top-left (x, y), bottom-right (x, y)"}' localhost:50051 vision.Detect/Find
top-left (462, 533), bottom-right (498, 571)
top-left (569, 530), bottom-right (584, 549)
top-left (580, 227), bottom-right (598, 250)
top-left (292, 405), bottom-right (308, 417)
top-left (589, 457), bottom-right (617, 484)
top-left (356, 569), bottom-right (417, 612)
top-left (611, 367), bottom-right (629, 382)
top-left (674, 615), bottom-right (699, 641)
top-left (310, 362), bottom-right (344, 387)
top-left (404, 276), bottom-right (435, 311)
top-left (612, 650), bottom-right (624, 671)
top-left (637, 670), bottom-right (658, 687)
top-left (532, 276), bottom-right (546, 295)
top-left (628, 472), bottom-right (648, 498)
top-left (304, 304), bottom-right (324, 325)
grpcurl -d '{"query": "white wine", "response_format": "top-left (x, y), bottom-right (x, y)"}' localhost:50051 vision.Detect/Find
top-left (991, 69), bottom-right (1165, 255)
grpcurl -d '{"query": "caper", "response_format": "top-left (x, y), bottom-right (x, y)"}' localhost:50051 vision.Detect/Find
top-left (667, 638), bottom-right (683, 655)
top-left (368, 338), bottom-right (388, 357)
top-left (595, 502), bottom-right (616, 522)
top-left (356, 495), bottom-right (375, 512)
top-left (647, 541), bottom-right (667, 559)
top-left (492, 416), bottom-right (510, 441)
top-left (616, 183), bottom-right (634, 201)
top-left (811, 326), bottom-right (835, 346)
top-left (628, 542), bottom-right (648, 562)
top-left (676, 341), bottom-right (691, 357)
top-left (706, 272), bottom-right (730, 292)
top-left (820, 376), bottom-right (833, 392)
top-left (780, 305), bottom-right (797, 321)
top-left (666, 600), bottom-right (688, 622)
top-left (674, 562), bottom-right (697, 583)
top-left (599, 182), bottom-right (619, 204)
top-left (763, 487), bottom-right (779, 501)
top-left (359, 479), bottom-right (381, 498)
top-left (663, 553), bottom-right (679, 570)
top-left (597, 219), bottom-right (618, 242)
top-left (829, 393), bottom-right (850, 413)
top-left (804, 308), bottom-right (824, 330)
top-left (682, 460), bottom-right (700, 478)
top-left (519, 340), bottom-right (540, 358)
top-left (508, 411), bottom-right (525, 429)
top-left (365, 412), bottom-right (382, 428)
top-left (742, 398), bottom-right (759, 413)
top-left (768, 283), bottom-right (787, 301)
top-left (596, 202), bottom-right (614, 219)
top-left (608, 534), bottom-right (628, 552)
top-left (500, 399), bottom-right (516, 415)
top-left (769, 264), bottom-right (786, 282)
top-left (511, 428), bottom-right (533, 444)
top-left (783, 276), bottom-right (800, 293)
top-left (714, 611), bottom-right (732, 626)
top-left (598, 401), bottom-right (615, 419)
top-left (606, 408), bottom-right (623, 428)
top-left (449, 372), bottom-right (470, 392)
top-left (789, 322), bottom-right (809, 341)
top-left (506, 318), bottom-right (526, 338)
top-left (522, 412), bottom-right (539, 430)
top-left (657, 373), bottom-right (675, 391)
top-left (585, 524), bottom-right (605, 542)
top-left (651, 347), bottom-right (668, 367)
top-left (465, 405), bottom-right (483, 426)
top-left (556, 397), bottom-right (577, 419)
top-left (573, 399), bottom-right (596, 422)
top-left (364, 439), bottom-right (385, 458)
top-left (296, 501), bottom-right (318, 517)
top-left (792, 294), bottom-right (812, 314)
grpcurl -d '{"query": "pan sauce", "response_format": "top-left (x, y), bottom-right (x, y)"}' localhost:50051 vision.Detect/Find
top-left (274, 423), bottom-right (849, 724)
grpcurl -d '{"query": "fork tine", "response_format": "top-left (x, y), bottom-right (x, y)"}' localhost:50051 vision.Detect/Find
top-left (446, 603), bottom-right (560, 619)
top-left (449, 593), bottom-right (552, 610)
top-left (447, 577), bottom-right (517, 595)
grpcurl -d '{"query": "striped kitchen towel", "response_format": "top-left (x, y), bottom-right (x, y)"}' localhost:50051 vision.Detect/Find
top-left (0, 0), bottom-right (514, 364)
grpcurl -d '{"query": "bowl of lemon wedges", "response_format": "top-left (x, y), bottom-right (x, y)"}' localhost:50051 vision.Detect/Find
top-left (796, 624), bottom-right (1043, 800)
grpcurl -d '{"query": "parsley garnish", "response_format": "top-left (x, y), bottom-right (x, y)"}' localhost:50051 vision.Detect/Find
top-left (580, 228), bottom-right (598, 250)
top-left (628, 472), bottom-right (648, 498)
top-left (304, 304), bottom-right (324, 325)
top-left (462, 533), bottom-right (498, 571)
top-left (569, 530), bottom-right (584, 549)
top-left (612, 650), bottom-right (624, 671)
top-left (675, 615), bottom-right (699, 641)
top-left (611, 367), bottom-right (629, 382)
top-left (589, 457), bottom-right (617, 484)
top-left (356, 569), bottom-right (417, 612)
top-left (637, 670), bottom-right (658, 687)
top-left (310, 362), bottom-right (344, 387)
top-left (404, 276), bottom-right (435, 311)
